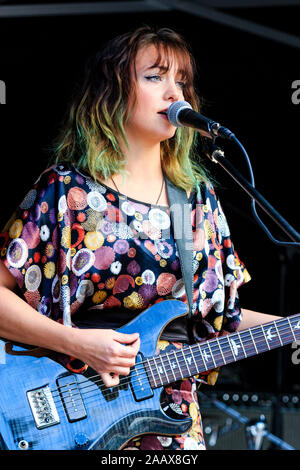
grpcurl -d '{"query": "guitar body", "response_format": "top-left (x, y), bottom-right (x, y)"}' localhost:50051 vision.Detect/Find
top-left (0, 300), bottom-right (192, 450)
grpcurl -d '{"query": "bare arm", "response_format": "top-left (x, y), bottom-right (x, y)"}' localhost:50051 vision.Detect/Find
top-left (0, 260), bottom-right (140, 387)
top-left (238, 308), bottom-right (282, 331)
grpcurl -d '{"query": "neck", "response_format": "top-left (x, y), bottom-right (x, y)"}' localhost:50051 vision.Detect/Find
top-left (120, 137), bottom-right (163, 183)
top-left (144, 313), bottom-right (300, 389)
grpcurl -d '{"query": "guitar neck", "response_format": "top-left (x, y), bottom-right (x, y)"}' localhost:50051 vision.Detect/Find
top-left (145, 313), bottom-right (300, 389)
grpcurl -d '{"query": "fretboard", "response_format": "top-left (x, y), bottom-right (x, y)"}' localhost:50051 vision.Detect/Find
top-left (145, 313), bottom-right (300, 389)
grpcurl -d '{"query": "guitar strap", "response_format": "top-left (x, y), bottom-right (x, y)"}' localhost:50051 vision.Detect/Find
top-left (163, 176), bottom-right (195, 344)
top-left (165, 177), bottom-right (194, 315)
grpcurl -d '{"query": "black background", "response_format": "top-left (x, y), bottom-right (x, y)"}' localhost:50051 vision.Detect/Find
top-left (0, 2), bottom-right (300, 399)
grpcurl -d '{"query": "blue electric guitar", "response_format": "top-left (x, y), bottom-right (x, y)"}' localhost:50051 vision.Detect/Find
top-left (0, 299), bottom-right (299, 450)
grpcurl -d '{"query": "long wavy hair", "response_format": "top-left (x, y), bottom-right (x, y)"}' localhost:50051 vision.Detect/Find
top-left (52, 25), bottom-right (209, 192)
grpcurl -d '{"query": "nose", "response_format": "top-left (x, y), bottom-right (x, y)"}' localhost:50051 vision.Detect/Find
top-left (163, 77), bottom-right (182, 102)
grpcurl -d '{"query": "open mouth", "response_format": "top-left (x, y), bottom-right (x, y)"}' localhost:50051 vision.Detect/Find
top-left (158, 110), bottom-right (168, 120)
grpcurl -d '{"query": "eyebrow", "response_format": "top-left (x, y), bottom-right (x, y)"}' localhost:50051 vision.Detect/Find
top-left (144, 64), bottom-right (186, 78)
top-left (144, 64), bottom-right (168, 72)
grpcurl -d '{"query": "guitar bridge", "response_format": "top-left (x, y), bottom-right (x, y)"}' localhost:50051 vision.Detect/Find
top-left (27, 386), bottom-right (60, 429)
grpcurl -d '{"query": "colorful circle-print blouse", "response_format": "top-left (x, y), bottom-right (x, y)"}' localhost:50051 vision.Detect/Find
top-left (0, 163), bottom-right (250, 385)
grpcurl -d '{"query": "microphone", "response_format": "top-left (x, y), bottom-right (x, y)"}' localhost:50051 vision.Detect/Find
top-left (167, 100), bottom-right (235, 140)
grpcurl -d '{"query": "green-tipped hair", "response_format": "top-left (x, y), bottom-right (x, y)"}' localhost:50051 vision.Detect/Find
top-left (51, 25), bottom-right (210, 195)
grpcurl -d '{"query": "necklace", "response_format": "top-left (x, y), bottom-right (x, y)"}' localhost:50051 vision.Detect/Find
top-left (111, 176), bottom-right (165, 205)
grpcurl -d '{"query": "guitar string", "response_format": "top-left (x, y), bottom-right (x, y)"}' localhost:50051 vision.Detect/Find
top-left (49, 314), bottom-right (300, 397)
top-left (48, 317), bottom-right (300, 403)
top-left (47, 321), bottom-right (299, 411)
top-left (49, 330), bottom-right (298, 417)
top-left (48, 314), bottom-right (300, 400)
top-left (48, 324), bottom-right (298, 417)
top-left (49, 322), bottom-right (299, 415)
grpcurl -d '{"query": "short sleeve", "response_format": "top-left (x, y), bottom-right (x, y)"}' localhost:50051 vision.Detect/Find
top-left (215, 197), bottom-right (251, 333)
top-left (192, 184), bottom-right (251, 339)
top-left (0, 165), bottom-right (79, 328)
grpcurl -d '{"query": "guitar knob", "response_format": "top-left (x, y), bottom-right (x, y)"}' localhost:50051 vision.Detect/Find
top-left (74, 433), bottom-right (89, 448)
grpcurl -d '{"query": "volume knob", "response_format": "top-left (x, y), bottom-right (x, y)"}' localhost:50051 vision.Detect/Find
top-left (74, 432), bottom-right (89, 448)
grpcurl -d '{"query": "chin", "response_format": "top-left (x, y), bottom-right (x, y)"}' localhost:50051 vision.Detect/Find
top-left (158, 125), bottom-right (177, 141)
top-left (160, 130), bottom-right (177, 142)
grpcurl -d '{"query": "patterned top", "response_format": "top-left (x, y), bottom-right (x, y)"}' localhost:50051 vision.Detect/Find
top-left (0, 163), bottom-right (250, 382)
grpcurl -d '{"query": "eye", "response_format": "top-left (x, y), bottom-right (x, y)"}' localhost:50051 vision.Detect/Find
top-left (176, 81), bottom-right (186, 90)
top-left (145, 74), bottom-right (162, 82)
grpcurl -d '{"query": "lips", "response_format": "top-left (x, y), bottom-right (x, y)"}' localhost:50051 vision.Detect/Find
top-left (158, 112), bottom-right (168, 121)
top-left (158, 109), bottom-right (169, 122)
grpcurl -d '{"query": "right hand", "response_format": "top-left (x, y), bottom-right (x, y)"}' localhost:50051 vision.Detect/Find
top-left (73, 328), bottom-right (140, 388)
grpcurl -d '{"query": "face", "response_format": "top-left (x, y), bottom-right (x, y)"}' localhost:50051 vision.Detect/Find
top-left (124, 44), bottom-right (187, 145)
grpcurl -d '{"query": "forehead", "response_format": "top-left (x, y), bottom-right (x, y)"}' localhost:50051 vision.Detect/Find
top-left (134, 43), bottom-right (187, 75)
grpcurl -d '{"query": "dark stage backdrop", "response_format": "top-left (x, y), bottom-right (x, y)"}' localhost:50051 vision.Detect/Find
top-left (0, 4), bottom-right (299, 400)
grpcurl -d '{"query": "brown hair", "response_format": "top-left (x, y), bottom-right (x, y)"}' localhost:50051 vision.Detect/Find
top-left (52, 25), bottom-right (208, 190)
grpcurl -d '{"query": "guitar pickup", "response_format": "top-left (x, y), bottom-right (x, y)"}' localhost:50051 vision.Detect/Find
top-left (27, 386), bottom-right (60, 429)
top-left (130, 354), bottom-right (153, 402)
top-left (57, 374), bottom-right (87, 422)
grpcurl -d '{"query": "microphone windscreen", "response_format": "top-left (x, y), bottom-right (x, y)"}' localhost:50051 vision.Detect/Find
top-left (167, 100), bottom-right (192, 127)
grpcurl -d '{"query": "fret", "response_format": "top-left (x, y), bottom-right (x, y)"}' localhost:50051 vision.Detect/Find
top-left (172, 350), bottom-right (184, 379)
top-left (216, 337), bottom-right (226, 365)
top-left (161, 353), bottom-right (175, 383)
top-left (252, 325), bottom-right (269, 351)
top-left (207, 342), bottom-right (217, 368)
top-left (287, 318), bottom-right (297, 342)
top-left (188, 345), bottom-right (199, 374)
top-left (218, 335), bottom-right (236, 363)
top-left (146, 358), bottom-right (157, 388)
top-left (238, 330), bottom-right (257, 357)
top-left (228, 334), bottom-right (244, 360)
top-left (274, 322), bottom-right (283, 346)
top-left (290, 317), bottom-right (300, 343)
top-left (236, 331), bottom-right (247, 358)
top-left (152, 356), bottom-right (164, 386)
top-left (293, 318), bottom-right (300, 332)
top-left (201, 344), bottom-right (213, 369)
top-left (264, 324), bottom-right (278, 345)
top-left (197, 344), bottom-right (208, 371)
top-left (165, 352), bottom-right (177, 382)
top-left (226, 336), bottom-right (237, 361)
top-left (260, 325), bottom-right (270, 350)
top-left (159, 355), bottom-right (171, 383)
top-left (181, 349), bottom-right (192, 377)
top-left (249, 329), bottom-right (258, 354)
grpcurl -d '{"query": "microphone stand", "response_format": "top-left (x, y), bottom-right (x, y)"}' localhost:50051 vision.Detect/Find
top-left (202, 140), bottom-right (300, 245)
top-left (201, 137), bottom-right (300, 448)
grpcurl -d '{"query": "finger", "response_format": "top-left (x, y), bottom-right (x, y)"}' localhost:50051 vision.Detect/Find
top-left (117, 339), bottom-right (141, 358)
top-left (114, 331), bottom-right (140, 345)
top-left (110, 356), bottom-right (136, 368)
top-left (111, 365), bottom-right (131, 376)
top-left (118, 344), bottom-right (139, 359)
top-left (102, 361), bottom-right (132, 376)
top-left (101, 372), bottom-right (120, 387)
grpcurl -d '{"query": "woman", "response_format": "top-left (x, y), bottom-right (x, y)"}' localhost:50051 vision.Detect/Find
top-left (0, 25), bottom-right (281, 450)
